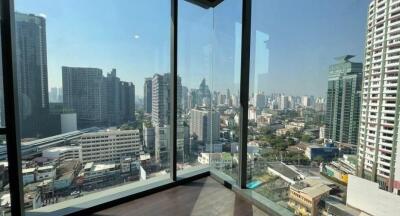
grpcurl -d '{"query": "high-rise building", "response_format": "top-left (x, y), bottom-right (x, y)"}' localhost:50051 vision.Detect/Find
top-left (143, 125), bottom-right (155, 156)
top-left (106, 69), bottom-right (121, 126)
top-left (144, 78), bottom-right (152, 114)
top-left (62, 66), bottom-right (107, 128)
top-left (198, 79), bottom-right (211, 106)
top-left (152, 74), bottom-right (170, 127)
top-left (120, 81), bottom-right (135, 122)
top-left (15, 12), bottom-right (50, 138)
top-left (301, 96), bottom-right (310, 107)
top-left (280, 95), bottom-right (289, 110)
top-left (357, 0), bottom-right (400, 193)
top-left (324, 55), bottom-right (362, 145)
top-left (190, 108), bottom-right (220, 144)
top-left (151, 73), bottom-right (181, 127)
top-left (181, 86), bottom-right (189, 114)
top-left (255, 93), bottom-right (266, 109)
top-left (49, 87), bottom-right (63, 103)
top-left (151, 73), bottom-right (182, 165)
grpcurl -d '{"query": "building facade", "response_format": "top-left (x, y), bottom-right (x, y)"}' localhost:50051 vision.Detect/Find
top-left (15, 12), bottom-right (50, 138)
top-left (62, 66), bottom-right (107, 128)
top-left (79, 130), bottom-right (141, 164)
top-left (144, 78), bottom-right (152, 114)
top-left (190, 108), bottom-right (220, 144)
top-left (357, 0), bottom-right (400, 193)
top-left (324, 55), bottom-right (362, 145)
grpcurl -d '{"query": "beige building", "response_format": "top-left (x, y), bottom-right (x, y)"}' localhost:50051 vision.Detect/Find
top-left (288, 178), bottom-right (332, 216)
top-left (80, 129), bottom-right (141, 164)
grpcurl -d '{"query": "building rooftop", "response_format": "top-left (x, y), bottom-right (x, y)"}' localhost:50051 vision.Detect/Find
top-left (22, 168), bottom-right (36, 174)
top-left (267, 162), bottom-right (302, 180)
top-left (93, 164), bottom-right (117, 172)
top-left (292, 178), bottom-right (332, 199)
top-left (37, 165), bottom-right (54, 171)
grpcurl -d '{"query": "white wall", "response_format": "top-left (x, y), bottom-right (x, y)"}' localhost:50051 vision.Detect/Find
top-left (347, 175), bottom-right (400, 216)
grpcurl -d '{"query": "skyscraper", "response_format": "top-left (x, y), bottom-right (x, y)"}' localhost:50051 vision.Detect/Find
top-left (190, 108), bottom-right (220, 144)
top-left (255, 93), bottom-right (266, 109)
top-left (105, 69), bottom-right (121, 125)
top-left (279, 95), bottom-right (289, 110)
top-left (15, 12), bottom-right (49, 138)
top-left (120, 81), bottom-right (135, 122)
top-left (144, 78), bottom-right (152, 115)
top-left (150, 73), bottom-right (183, 164)
top-left (62, 66), bottom-right (107, 128)
top-left (324, 56), bottom-right (362, 145)
top-left (357, 0), bottom-right (400, 193)
top-left (152, 74), bottom-right (170, 127)
top-left (151, 73), bottom-right (182, 127)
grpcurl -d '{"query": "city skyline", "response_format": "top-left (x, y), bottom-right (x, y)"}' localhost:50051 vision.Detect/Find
top-left (15, 0), bottom-right (370, 97)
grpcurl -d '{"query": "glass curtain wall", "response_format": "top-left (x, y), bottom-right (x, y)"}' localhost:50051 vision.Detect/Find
top-left (177, 0), bottom-right (242, 183)
top-left (246, 0), bottom-right (368, 215)
top-left (13, 0), bottom-right (171, 213)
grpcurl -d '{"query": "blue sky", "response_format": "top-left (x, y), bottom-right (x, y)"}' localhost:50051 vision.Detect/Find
top-left (15, 0), bottom-right (370, 97)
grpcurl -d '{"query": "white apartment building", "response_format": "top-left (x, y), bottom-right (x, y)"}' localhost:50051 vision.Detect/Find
top-left (42, 146), bottom-right (82, 162)
top-left (358, 0), bottom-right (400, 193)
top-left (198, 153), bottom-right (232, 170)
top-left (79, 129), bottom-right (141, 164)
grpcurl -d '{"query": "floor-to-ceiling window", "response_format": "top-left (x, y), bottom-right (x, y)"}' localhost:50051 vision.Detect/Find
top-left (246, 1), bottom-right (368, 215)
top-left (177, 0), bottom-right (242, 183)
top-left (11, 0), bottom-right (172, 214)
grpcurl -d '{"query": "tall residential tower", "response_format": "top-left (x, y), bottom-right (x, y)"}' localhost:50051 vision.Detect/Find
top-left (15, 12), bottom-right (49, 138)
top-left (358, 0), bottom-right (400, 193)
top-left (324, 55), bottom-right (362, 145)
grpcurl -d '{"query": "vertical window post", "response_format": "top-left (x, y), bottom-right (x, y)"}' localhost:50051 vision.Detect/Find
top-left (170, 0), bottom-right (178, 181)
top-left (1, 0), bottom-right (25, 215)
top-left (239, 0), bottom-right (251, 189)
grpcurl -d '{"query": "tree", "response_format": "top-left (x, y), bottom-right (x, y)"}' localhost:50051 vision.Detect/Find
top-left (301, 134), bottom-right (312, 143)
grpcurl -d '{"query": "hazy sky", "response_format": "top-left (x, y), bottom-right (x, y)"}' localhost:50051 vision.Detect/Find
top-left (15, 0), bottom-right (370, 97)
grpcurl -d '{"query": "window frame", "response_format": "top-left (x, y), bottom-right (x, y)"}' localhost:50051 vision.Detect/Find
top-left (0, 0), bottom-right (252, 215)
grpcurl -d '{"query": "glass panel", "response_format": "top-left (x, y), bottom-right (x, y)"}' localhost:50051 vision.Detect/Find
top-left (247, 0), bottom-right (368, 215)
top-left (13, 0), bottom-right (170, 213)
top-left (177, 0), bottom-right (242, 182)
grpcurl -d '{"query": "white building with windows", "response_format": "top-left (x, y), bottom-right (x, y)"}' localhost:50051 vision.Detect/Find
top-left (357, 0), bottom-right (400, 193)
top-left (79, 129), bottom-right (141, 164)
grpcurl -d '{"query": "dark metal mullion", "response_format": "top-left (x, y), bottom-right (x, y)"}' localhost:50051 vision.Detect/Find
top-left (1, 0), bottom-right (25, 215)
top-left (170, 0), bottom-right (178, 181)
top-left (238, 0), bottom-right (252, 189)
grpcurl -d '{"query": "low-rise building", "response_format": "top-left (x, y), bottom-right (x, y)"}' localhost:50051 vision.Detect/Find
top-left (256, 113), bottom-right (274, 128)
top-left (346, 175), bottom-right (400, 216)
top-left (78, 162), bottom-right (121, 190)
top-left (198, 153), bottom-right (232, 170)
top-left (36, 165), bottom-right (55, 181)
top-left (288, 178), bottom-right (332, 216)
top-left (305, 144), bottom-right (340, 161)
top-left (266, 162), bottom-right (304, 184)
top-left (80, 129), bottom-right (141, 164)
top-left (22, 168), bottom-right (36, 185)
top-left (42, 146), bottom-right (82, 162)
